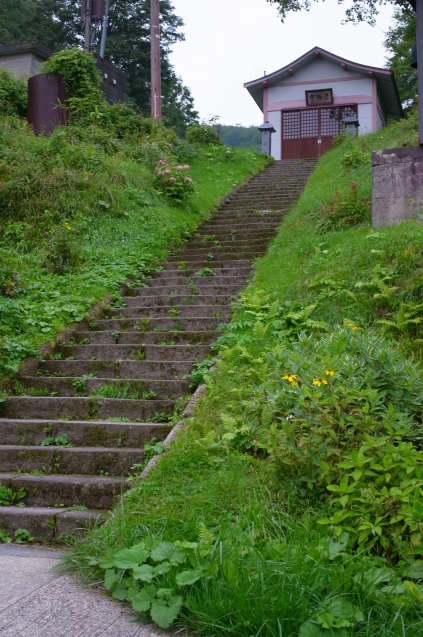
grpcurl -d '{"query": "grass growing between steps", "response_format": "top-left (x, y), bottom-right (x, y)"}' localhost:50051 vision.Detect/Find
top-left (0, 112), bottom-right (269, 380)
top-left (64, 112), bottom-right (423, 636)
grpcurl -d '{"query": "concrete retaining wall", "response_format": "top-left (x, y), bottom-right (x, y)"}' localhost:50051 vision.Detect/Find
top-left (371, 145), bottom-right (423, 227)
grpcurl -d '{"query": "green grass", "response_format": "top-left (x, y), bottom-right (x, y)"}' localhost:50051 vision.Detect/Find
top-left (62, 111), bottom-right (423, 635)
top-left (0, 112), bottom-right (269, 379)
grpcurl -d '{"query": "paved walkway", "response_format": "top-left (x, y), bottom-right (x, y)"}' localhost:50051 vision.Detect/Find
top-left (0, 545), bottom-right (167, 637)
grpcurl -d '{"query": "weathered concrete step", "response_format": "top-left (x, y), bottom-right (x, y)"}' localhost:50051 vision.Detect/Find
top-left (193, 228), bottom-right (275, 240)
top-left (90, 316), bottom-right (224, 333)
top-left (38, 359), bottom-right (194, 379)
top-left (186, 238), bottom-right (270, 250)
top-left (0, 506), bottom-right (102, 542)
top-left (0, 473), bottom-right (126, 509)
top-left (119, 293), bottom-right (237, 309)
top-left (170, 245), bottom-right (268, 258)
top-left (0, 445), bottom-right (143, 475)
top-left (160, 261), bottom-right (252, 274)
top-left (16, 375), bottom-right (190, 399)
top-left (139, 275), bottom-right (249, 288)
top-left (166, 251), bottom-right (266, 263)
top-left (55, 343), bottom-right (210, 361)
top-left (0, 418), bottom-right (171, 448)
top-left (105, 305), bottom-right (231, 319)
top-left (122, 284), bottom-right (244, 299)
top-left (0, 396), bottom-right (175, 420)
top-left (66, 329), bottom-right (215, 346)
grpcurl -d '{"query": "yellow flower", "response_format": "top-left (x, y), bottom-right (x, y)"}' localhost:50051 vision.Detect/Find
top-left (282, 372), bottom-right (300, 386)
top-left (313, 378), bottom-right (327, 387)
top-left (64, 222), bottom-right (71, 231)
top-left (325, 368), bottom-right (334, 377)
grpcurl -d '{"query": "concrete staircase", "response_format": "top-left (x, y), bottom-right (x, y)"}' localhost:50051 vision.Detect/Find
top-left (0, 159), bottom-right (316, 542)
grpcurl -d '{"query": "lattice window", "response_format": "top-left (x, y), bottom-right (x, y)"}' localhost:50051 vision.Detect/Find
top-left (340, 106), bottom-right (358, 120)
top-left (282, 111), bottom-right (300, 139)
top-left (300, 109), bottom-right (319, 138)
top-left (321, 108), bottom-right (339, 136)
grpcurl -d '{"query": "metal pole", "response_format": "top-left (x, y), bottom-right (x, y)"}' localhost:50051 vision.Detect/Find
top-left (99, 0), bottom-right (110, 58)
top-left (151, 0), bottom-right (162, 119)
top-left (84, 0), bottom-right (91, 52)
top-left (417, 0), bottom-right (423, 145)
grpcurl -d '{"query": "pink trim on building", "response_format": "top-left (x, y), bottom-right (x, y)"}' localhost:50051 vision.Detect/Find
top-left (372, 78), bottom-right (377, 131)
top-left (263, 86), bottom-right (268, 121)
top-left (271, 75), bottom-right (366, 88)
top-left (267, 94), bottom-right (373, 112)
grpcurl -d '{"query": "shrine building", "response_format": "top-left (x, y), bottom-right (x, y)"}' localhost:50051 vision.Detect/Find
top-left (244, 46), bottom-right (402, 160)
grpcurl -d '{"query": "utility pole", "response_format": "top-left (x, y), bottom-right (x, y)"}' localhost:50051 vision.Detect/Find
top-left (151, 0), bottom-right (162, 120)
top-left (417, 0), bottom-right (423, 145)
top-left (84, 0), bottom-right (92, 52)
top-left (99, 0), bottom-right (110, 58)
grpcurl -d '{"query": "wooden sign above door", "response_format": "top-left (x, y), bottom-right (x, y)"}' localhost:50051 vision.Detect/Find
top-left (305, 89), bottom-right (333, 107)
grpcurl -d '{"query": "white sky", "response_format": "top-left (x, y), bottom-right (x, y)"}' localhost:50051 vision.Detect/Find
top-left (169, 0), bottom-right (396, 126)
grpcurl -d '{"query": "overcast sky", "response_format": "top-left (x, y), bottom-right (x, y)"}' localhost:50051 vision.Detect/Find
top-left (169, 0), bottom-right (396, 126)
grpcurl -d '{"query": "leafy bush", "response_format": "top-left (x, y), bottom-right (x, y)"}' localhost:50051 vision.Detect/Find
top-left (154, 159), bottom-right (194, 202)
top-left (317, 181), bottom-right (371, 231)
top-left (41, 47), bottom-right (103, 110)
top-left (186, 121), bottom-right (222, 146)
top-left (0, 68), bottom-right (27, 118)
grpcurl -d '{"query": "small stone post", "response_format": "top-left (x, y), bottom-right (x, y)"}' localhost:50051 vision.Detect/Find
top-left (257, 121), bottom-right (276, 156)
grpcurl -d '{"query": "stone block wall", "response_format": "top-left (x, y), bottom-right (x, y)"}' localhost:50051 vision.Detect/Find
top-left (372, 146), bottom-right (423, 227)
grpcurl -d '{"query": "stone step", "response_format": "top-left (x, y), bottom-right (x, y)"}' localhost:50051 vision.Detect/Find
top-left (122, 284), bottom-right (244, 299)
top-left (0, 396), bottom-right (176, 421)
top-left (168, 245), bottom-right (268, 258)
top-left (0, 506), bottom-right (102, 542)
top-left (117, 293), bottom-right (236, 309)
top-left (38, 359), bottom-right (194, 379)
top-left (193, 229), bottom-right (275, 240)
top-left (160, 260), bottom-right (252, 273)
top-left (0, 418), bottom-right (171, 448)
top-left (105, 305), bottom-right (231, 319)
top-left (186, 237), bottom-right (270, 250)
top-left (89, 316), bottom-right (224, 333)
top-left (65, 330), bottom-right (215, 346)
top-left (166, 251), bottom-right (266, 263)
top-left (0, 445), bottom-right (143, 476)
top-left (16, 375), bottom-right (189, 399)
top-left (0, 472), bottom-right (126, 509)
top-left (54, 343), bottom-right (210, 362)
top-left (140, 275), bottom-right (249, 288)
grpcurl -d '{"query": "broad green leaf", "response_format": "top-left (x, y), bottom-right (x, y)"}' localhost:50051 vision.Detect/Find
top-left (113, 543), bottom-right (149, 570)
top-left (150, 541), bottom-right (185, 564)
top-left (133, 563), bottom-right (155, 583)
top-left (150, 595), bottom-right (183, 629)
top-left (112, 579), bottom-right (128, 601)
top-left (402, 560), bottom-right (423, 580)
top-left (153, 561), bottom-right (171, 576)
top-left (99, 555), bottom-right (115, 569)
top-left (104, 569), bottom-right (120, 591)
top-left (132, 586), bottom-right (156, 613)
top-left (327, 532), bottom-right (349, 560)
top-left (298, 621), bottom-right (326, 637)
top-left (176, 569), bottom-right (202, 586)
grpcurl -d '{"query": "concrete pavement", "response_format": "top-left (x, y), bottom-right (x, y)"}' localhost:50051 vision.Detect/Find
top-left (0, 544), bottom-right (167, 637)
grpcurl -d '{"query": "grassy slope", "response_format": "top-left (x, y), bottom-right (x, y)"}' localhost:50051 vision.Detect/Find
top-left (0, 114), bottom-right (269, 379)
top-left (64, 112), bottom-right (423, 636)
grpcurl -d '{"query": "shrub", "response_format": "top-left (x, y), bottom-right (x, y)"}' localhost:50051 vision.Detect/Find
top-left (317, 181), bottom-right (371, 231)
top-left (154, 159), bottom-right (194, 202)
top-left (0, 69), bottom-right (27, 118)
top-left (41, 47), bottom-right (103, 111)
top-left (186, 121), bottom-right (222, 146)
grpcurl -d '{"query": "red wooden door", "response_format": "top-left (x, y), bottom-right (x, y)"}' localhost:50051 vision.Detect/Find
top-left (281, 106), bottom-right (357, 159)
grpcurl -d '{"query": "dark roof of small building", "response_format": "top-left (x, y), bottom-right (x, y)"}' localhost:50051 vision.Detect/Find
top-left (244, 46), bottom-right (402, 120)
top-left (0, 42), bottom-right (53, 59)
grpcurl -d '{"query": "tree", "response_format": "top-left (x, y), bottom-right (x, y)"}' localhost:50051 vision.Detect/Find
top-left (266, 0), bottom-right (416, 25)
top-left (0, 0), bottom-right (198, 132)
top-left (384, 7), bottom-right (417, 109)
